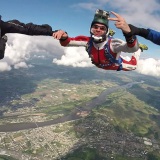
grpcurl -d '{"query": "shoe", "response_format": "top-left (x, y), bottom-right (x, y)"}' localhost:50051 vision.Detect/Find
top-left (109, 29), bottom-right (115, 37)
top-left (139, 43), bottom-right (148, 52)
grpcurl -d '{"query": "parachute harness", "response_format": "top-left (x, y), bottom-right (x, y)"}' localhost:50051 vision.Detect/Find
top-left (86, 37), bottom-right (123, 71)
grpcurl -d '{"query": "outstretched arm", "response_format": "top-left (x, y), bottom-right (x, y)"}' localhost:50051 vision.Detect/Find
top-left (0, 19), bottom-right (55, 36)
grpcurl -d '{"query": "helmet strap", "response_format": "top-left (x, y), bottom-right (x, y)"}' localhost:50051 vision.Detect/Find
top-left (91, 35), bottom-right (105, 43)
top-left (90, 28), bottom-right (109, 43)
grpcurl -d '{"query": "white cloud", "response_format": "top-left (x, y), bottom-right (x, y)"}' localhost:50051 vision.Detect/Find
top-left (1, 33), bottom-right (160, 77)
top-left (53, 47), bottom-right (160, 77)
top-left (73, 0), bottom-right (160, 30)
top-left (53, 47), bottom-right (93, 67)
top-left (14, 62), bottom-right (28, 69)
top-left (0, 62), bottom-right (11, 72)
top-left (137, 58), bottom-right (160, 76)
top-left (109, 0), bottom-right (160, 30)
top-left (0, 34), bottom-right (63, 72)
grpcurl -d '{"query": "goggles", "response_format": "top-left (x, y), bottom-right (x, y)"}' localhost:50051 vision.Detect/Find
top-left (92, 24), bottom-right (107, 31)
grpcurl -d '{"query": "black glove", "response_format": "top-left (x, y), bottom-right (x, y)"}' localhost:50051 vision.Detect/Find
top-left (123, 24), bottom-right (149, 38)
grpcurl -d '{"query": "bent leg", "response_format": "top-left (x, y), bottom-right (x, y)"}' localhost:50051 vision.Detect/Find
top-left (121, 49), bottom-right (141, 71)
top-left (132, 48), bottom-right (141, 61)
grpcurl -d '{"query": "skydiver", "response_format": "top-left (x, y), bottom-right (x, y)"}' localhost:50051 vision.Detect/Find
top-left (0, 15), bottom-right (57, 60)
top-left (108, 11), bottom-right (160, 46)
top-left (52, 9), bottom-right (147, 71)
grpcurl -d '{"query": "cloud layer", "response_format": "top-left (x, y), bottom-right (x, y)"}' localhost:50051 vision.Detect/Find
top-left (53, 47), bottom-right (160, 77)
top-left (137, 58), bottom-right (160, 77)
top-left (0, 34), bottom-right (160, 77)
top-left (0, 34), bottom-right (63, 72)
top-left (53, 47), bottom-right (93, 67)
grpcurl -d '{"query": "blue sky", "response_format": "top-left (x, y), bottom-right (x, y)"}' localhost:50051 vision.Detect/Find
top-left (1, 0), bottom-right (160, 59)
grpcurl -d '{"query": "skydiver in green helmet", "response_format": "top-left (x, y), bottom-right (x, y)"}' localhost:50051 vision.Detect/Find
top-left (53, 9), bottom-right (147, 71)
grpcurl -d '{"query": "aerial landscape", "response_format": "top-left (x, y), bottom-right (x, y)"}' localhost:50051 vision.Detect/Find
top-left (0, 55), bottom-right (160, 160)
top-left (1, 0), bottom-right (160, 159)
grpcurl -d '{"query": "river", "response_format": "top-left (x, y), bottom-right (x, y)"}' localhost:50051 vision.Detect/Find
top-left (0, 81), bottom-right (143, 132)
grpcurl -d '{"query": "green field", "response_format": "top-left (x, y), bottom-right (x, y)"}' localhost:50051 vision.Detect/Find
top-left (0, 58), bottom-right (160, 160)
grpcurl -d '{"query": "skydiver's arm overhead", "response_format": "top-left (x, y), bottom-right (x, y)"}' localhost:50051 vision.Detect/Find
top-left (108, 11), bottom-right (131, 34)
top-left (0, 19), bottom-right (55, 37)
top-left (108, 11), bottom-right (139, 52)
top-left (108, 11), bottom-right (138, 45)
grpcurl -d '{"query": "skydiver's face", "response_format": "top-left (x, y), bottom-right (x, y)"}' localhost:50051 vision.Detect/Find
top-left (91, 23), bottom-right (107, 37)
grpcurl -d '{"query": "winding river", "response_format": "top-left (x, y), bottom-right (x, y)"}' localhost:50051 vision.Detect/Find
top-left (0, 81), bottom-right (143, 132)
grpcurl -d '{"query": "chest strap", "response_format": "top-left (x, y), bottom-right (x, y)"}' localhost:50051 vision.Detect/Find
top-left (86, 37), bottom-right (123, 71)
top-left (104, 38), bottom-right (123, 71)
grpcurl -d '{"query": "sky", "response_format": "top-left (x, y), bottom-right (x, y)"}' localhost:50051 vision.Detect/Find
top-left (0, 0), bottom-right (160, 77)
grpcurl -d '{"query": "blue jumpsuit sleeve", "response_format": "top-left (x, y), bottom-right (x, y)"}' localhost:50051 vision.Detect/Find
top-left (147, 28), bottom-right (160, 45)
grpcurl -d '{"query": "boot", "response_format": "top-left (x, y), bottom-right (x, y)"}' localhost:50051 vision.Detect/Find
top-left (139, 43), bottom-right (148, 52)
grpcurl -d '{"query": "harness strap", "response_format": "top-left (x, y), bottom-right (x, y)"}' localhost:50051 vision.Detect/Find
top-left (104, 38), bottom-right (123, 71)
top-left (86, 37), bottom-right (123, 71)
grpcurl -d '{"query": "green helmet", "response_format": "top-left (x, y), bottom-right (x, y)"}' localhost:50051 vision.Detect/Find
top-left (91, 9), bottom-right (110, 28)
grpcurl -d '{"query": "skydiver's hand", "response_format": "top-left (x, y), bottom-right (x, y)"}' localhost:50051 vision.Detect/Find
top-left (52, 30), bottom-right (68, 40)
top-left (108, 11), bottom-right (131, 34)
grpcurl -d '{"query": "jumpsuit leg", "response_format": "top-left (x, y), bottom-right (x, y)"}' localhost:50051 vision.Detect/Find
top-left (121, 49), bottom-right (141, 71)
